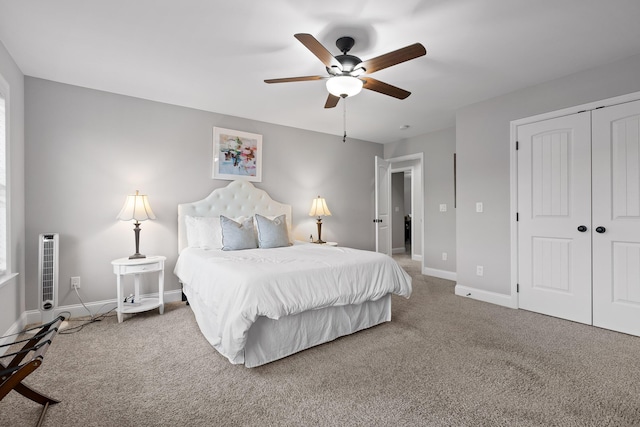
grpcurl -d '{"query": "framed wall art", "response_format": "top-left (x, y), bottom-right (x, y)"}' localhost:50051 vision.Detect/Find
top-left (212, 127), bottom-right (262, 182)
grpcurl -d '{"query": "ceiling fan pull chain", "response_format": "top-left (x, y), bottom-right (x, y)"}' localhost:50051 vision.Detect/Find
top-left (343, 96), bottom-right (347, 143)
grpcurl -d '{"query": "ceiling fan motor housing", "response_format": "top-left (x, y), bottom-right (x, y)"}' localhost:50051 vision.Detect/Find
top-left (331, 36), bottom-right (362, 74)
top-left (330, 54), bottom-right (362, 74)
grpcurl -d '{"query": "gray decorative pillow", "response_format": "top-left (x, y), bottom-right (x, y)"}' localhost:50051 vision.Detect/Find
top-left (220, 216), bottom-right (257, 251)
top-left (255, 214), bottom-right (290, 249)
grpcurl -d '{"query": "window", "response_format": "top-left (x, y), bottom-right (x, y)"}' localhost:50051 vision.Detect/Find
top-left (0, 87), bottom-right (6, 275)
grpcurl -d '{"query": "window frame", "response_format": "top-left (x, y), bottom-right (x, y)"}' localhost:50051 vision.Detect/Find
top-left (0, 72), bottom-right (11, 284)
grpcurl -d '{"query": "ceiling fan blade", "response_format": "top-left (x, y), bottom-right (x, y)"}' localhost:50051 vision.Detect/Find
top-left (264, 75), bottom-right (325, 84)
top-left (361, 77), bottom-right (411, 99)
top-left (294, 33), bottom-right (342, 70)
top-left (359, 43), bottom-right (426, 74)
top-left (324, 94), bottom-right (340, 109)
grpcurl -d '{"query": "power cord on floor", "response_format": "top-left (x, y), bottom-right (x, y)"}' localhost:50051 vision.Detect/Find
top-left (59, 308), bottom-right (117, 335)
top-left (58, 286), bottom-right (118, 334)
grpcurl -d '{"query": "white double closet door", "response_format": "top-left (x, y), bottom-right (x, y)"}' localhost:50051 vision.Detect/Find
top-left (518, 99), bottom-right (640, 336)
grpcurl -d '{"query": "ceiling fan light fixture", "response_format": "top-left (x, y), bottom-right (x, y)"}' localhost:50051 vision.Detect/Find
top-left (326, 76), bottom-right (363, 98)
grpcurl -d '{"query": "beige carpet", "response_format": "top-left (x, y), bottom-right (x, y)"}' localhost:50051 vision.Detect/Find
top-left (2, 256), bottom-right (640, 426)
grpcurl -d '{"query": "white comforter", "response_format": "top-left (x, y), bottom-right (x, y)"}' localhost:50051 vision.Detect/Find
top-left (174, 242), bottom-right (412, 364)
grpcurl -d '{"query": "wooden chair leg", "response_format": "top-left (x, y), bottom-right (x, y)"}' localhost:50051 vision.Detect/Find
top-left (13, 381), bottom-right (60, 406)
top-left (1, 359), bottom-right (59, 405)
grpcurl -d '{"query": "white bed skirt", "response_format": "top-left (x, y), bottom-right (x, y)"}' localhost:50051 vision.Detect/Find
top-left (183, 282), bottom-right (392, 367)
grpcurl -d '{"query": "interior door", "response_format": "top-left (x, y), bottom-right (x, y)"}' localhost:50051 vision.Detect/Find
top-left (375, 156), bottom-right (391, 255)
top-left (592, 99), bottom-right (640, 336)
top-left (517, 113), bottom-right (592, 324)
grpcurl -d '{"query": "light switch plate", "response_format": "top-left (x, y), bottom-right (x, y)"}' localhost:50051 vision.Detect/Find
top-left (439, 204), bottom-right (447, 212)
top-left (476, 202), bottom-right (483, 213)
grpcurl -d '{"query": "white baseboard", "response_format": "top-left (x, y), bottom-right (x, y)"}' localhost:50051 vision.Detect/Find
top-left (392, 247), bottom-right (406, 254)
top-left (422, 267), bottom-right (457, 281)
top-left (0, 311), bottom-right (29, 356)
top-left (412, 254), bottom-right (422, 262)
top-left (454, 284), bottom-right (516, 308)
top-left (23, 290), bottom-right (184, 325)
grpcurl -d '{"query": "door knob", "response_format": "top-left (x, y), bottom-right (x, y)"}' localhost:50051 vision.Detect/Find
top-left (595, 226), bottom-right (606, 234)
top-left (577, 225), bottom-right (587, 232)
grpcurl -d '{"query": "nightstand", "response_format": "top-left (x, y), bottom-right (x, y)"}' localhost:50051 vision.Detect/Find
top-left (111, 256), bottom-right (166, 323)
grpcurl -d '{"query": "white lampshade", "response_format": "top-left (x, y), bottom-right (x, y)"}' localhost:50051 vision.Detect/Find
top-left (326, 76), bottom-right (363, 98)
top-left (309, 196), bottom-right (332, 217)
top-left (117, 190), bottom-right (156, 222)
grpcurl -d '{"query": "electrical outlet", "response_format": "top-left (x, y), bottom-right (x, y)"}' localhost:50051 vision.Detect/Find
top-left (476, 266), bottom-right (484, 276)
top-left (71, 276), bottom-right (81, 289)
top-left (442, 252), bottom-right (448, 261)
top-left (439, 204), bottom-right (447, 212)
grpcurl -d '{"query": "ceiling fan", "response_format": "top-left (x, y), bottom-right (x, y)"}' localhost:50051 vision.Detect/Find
top-left (265, 33), bottom-right (427, 108)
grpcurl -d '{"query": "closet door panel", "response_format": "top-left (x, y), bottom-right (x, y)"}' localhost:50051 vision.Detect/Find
top-left (593, 99), bottom-right (640, 336)
top-left (517, 113), bottom-right (592, 324)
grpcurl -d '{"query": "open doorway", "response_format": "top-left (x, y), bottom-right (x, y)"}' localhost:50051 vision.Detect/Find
top-left (375, 153), bottom-right (423, 263)
top-left (374, 154), bottom-right (423, 263)
top-left (391, 170), bottom-right (412, 255)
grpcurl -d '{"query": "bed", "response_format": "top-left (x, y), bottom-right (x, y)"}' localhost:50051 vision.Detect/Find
top-left (174, 180), bottom-right (412, 367)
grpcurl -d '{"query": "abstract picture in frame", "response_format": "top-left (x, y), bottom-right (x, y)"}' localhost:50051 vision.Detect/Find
top-left (212, 127), bottom-right (262, 182)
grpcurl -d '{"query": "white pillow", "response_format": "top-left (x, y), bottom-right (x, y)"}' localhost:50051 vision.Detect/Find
top-left (185, 216), bottom-right (223, 249)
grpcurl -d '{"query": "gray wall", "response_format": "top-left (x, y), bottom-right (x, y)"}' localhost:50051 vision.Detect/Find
top-left (456, 53), bottom-right (640, 296)
top-left (0, 41), bottom-right (25, 334)
top-left (25, 77), bottom-right (382, 310)
top-left (384, 127), bottom-right (456, 273)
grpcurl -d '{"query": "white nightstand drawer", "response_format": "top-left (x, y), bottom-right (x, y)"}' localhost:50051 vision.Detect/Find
top-left (119, 262), bottom-right (162, 274)
top-left (111, 256), bottom-right (165, 275)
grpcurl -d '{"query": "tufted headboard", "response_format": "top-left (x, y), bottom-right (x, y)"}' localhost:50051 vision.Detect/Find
top-left (177, 180), bottom-right (292, 253)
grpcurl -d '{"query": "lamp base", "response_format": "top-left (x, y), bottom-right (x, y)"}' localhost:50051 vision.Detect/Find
top-left (314, 218), bottom-right (326, 245)
top-left (129, 222), bottom-right (146, 259)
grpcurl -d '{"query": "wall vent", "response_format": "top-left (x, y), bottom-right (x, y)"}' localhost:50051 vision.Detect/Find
top-left (38, 233), bottom-right (59, 323)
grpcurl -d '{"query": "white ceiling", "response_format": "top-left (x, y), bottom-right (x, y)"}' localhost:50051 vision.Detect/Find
top-left (2, 0), bottom-right (640, 143)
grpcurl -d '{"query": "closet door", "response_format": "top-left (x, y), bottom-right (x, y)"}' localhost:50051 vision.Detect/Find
top-left (517, 113), bottom-right (592, 324)
top-left (592, 100), bottom-right (640, 336)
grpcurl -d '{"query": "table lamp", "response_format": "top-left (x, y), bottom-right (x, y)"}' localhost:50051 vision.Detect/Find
top-left (117, 190), bottom-right (156, 259)
top-left (309, 196), bottom-right (331, 244)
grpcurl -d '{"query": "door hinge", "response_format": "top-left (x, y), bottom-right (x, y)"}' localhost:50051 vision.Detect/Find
top-left (577, 110), bottom-right (587, 114)
top-left (517, 283), bottom-right (519, 293)
top-left (516, 140), bottom-right (519, 150)
top-left (516, 212), bottom-right (519, 222)
top-left (595, 105), bottom-right (605, 110)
